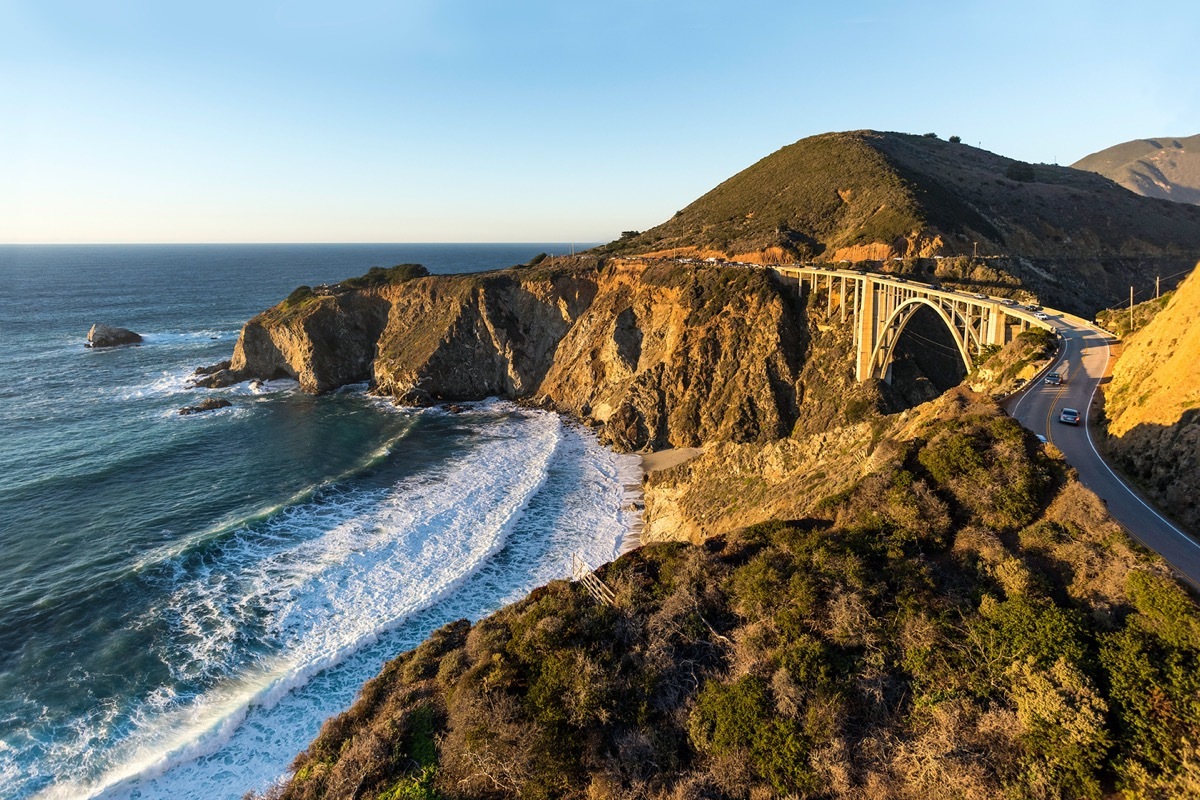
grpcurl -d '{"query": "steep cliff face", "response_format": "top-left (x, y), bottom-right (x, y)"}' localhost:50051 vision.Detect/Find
top-left (195, 291), bottom-right (392, 393)
top-left (536, 263), bottom-right (807, 449)
top-left (219, 260), bottom-right (830, 452)
top-left (1104, 262), bottom-right (1200, 532)
top-left (371, 270), bottom-right (597, 403)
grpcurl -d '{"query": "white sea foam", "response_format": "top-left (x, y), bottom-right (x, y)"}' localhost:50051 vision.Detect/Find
top-left (25, 406), bottom-right (627, 800)
top-left (138, 331), bottom-right (234, 346)
top-left (113, 368), bottom-right (198, 401)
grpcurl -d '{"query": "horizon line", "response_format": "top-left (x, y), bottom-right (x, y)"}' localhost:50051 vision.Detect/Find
top-left (0, 240), bottom-right (607, 247)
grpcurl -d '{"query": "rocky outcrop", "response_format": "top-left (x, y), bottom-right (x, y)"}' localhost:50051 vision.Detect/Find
top-left (212, 260), bottom-right (863, 452)
top-left (87, 324), bottom-right (142, 347)
top-left (371, 270), bottom-right (597, 405)
top-left (535, 263), bottom-right (807, 449)
top-left (1104, 262), bottom-right (1200, 532)
top-left (197, 291), bottom-right (391, 392)
top-left (179, 398), bottom-right (232, 415)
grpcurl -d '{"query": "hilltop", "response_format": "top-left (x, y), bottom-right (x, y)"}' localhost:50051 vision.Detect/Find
top-left (599, 130), bottom-right (1200, 314)
top-left (1073, 135), bottom-right (1200, 205)
top-left (1103, 261), bottom-right (1200, 532)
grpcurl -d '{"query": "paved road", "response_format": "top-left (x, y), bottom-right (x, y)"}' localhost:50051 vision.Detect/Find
top-left (1002, 316), bottom-right (1200, 589)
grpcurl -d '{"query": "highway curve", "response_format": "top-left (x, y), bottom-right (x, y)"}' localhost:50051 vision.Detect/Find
top-left (1002, 315), bottom-right (1200, 589)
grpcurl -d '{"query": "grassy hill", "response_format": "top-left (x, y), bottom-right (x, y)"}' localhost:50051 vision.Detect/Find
top-left (1073, 135), bottom-right (1200, 205)
top-left (598, 131), bottom-right (1200, 314)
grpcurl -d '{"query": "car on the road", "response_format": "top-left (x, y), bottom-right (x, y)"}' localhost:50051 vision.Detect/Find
top-left (1036, 434), bottom-right (1048, 444)
top-left (1059, 407), bottom-right (1081, 425)
top-left (972, 293), bottom-right (988, 300)
top-left (1034, 312), bottom-right (1050, 320)
top-left (1000, 298), bottom-right (1016, 306)
top-left (1044, 372), bottom-right (1064, 385)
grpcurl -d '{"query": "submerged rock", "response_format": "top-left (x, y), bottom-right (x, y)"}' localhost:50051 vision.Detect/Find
top-left (179, 398), bottom-right (232, 416)
top-left (87, 324), bottom-right (142, 347)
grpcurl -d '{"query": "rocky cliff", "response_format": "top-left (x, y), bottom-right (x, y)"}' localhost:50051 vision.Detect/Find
top-left (211, 259), bottom-right (890, 453)
top-left (1104, 262), bottom-right (1200, 532)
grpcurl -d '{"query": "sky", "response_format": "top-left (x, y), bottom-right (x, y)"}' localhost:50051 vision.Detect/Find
top-left (2, 0), bottom-right (1198, 244)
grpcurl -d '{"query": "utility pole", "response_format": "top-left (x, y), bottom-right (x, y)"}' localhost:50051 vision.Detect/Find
top-left (1156, 275), bottom-right (1161, 299)
top-left (1130, 286), bottom-right (1135, 332)
top-left (973, 241), bottom-right (978, 259)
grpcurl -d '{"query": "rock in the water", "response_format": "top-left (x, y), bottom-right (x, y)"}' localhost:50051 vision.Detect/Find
top-left (179, 398), bottom-right (232, 416)
top-left (87, 324), bottom-right (142, 347)
top-left (193, 360), bottom-right (232, 376)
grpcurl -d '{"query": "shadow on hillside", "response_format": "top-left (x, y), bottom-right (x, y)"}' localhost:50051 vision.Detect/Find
top-left (1106, 409), bottom-right (1200, 535)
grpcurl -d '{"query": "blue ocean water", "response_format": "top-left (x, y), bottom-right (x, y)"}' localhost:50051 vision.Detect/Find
top-left (0, 245), bottom-right (633, 799)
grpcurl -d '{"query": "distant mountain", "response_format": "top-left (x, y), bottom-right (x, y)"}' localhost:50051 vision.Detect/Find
top-left (1073, 135), bottom-right (1200, 205)
top-left (600, 130), bottom-right (1200, 314)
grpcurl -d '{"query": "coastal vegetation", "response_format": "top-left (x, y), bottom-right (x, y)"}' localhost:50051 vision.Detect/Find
top-left (1095, 291), bottom-right (1175, 338)
top-left (257, 392), bottom-right (1200, 800)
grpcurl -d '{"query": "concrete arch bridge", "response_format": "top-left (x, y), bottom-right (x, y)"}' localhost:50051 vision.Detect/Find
top-left (772, 266), bottom-right (1055, 382)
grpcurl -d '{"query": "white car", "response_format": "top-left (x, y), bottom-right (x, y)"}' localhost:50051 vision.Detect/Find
top-left (1034, 312), bottom-right (1049, 320)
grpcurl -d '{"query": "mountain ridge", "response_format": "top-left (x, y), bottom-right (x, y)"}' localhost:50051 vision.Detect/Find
top-left (1073, 135), bottom-right (1200, 205)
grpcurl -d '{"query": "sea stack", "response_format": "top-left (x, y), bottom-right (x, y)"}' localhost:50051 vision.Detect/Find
top-left (87, 324), bottom-right (142, 347)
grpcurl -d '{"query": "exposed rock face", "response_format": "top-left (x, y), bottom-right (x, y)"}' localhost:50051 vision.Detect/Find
top-left (535, 263), bottom-right (806, 449)
top-left (217, 260), bottom-right (868, 452)
top-left (371, 270), bottom-right (596, 405)
top-left (179, 398), bottom-right (232, 415)
top-left (1104, 262), bottom-right (1200, 532)
top-left (87, 324), bottom-right (142, 347)
top-left (199, 291), bottom-right (391, 392)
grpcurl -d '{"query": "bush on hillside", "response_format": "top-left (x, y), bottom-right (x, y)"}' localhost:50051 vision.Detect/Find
top-left (341, 263), bottom-right (430, 290)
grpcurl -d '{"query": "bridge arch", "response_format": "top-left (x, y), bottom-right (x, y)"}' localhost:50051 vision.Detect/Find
top-left (867, 296), bottom-right (975, 381)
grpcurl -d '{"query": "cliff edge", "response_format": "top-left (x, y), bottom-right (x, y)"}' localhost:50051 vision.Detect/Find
top-left (205, 259), bottom-right (883, 453)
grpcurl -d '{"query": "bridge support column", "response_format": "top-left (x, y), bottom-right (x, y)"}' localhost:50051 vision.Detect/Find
top-left (856, 278), bottom-right (879, 381)
top-left (988, 306), bottom-right (1007, 346)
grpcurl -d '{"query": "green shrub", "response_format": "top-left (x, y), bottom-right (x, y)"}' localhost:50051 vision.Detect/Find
top-left (284, 285), bottom-right (315, 306)
top-left (688, 676), bottom-right (816, 794)
top-left (341, 263), bottom-right (430, 290)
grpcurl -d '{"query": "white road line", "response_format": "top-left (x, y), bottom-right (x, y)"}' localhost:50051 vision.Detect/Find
top-left (1080, 331), bottom-right (1200, 551)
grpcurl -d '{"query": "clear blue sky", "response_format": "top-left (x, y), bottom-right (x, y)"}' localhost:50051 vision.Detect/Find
top-left (3, 0), bottom-right (1198, 244)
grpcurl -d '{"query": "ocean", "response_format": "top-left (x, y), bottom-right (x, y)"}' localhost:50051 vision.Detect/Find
top-left (0, 244), bottom-right (634, 800)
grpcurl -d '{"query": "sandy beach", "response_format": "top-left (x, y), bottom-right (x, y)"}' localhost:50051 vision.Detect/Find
top-left (639, 446), bottom-right (703, 473)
